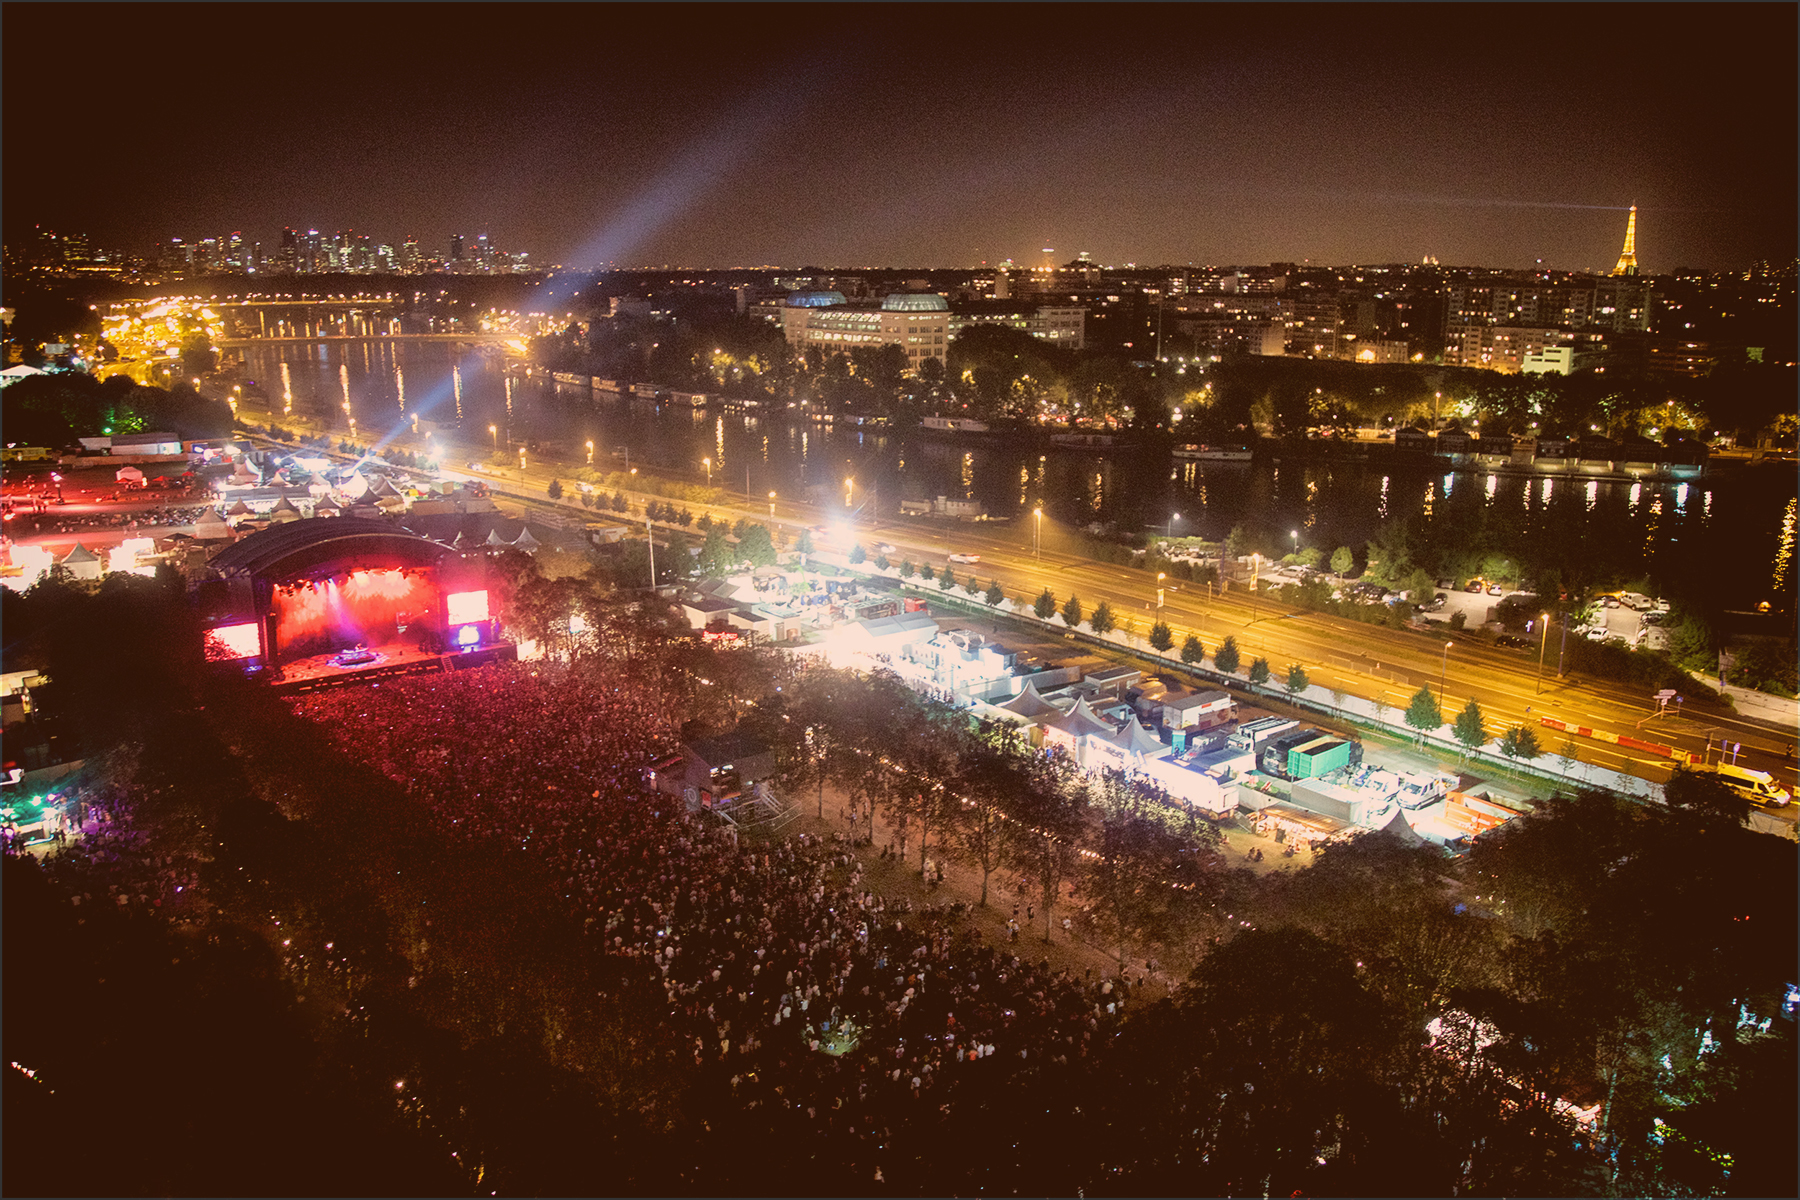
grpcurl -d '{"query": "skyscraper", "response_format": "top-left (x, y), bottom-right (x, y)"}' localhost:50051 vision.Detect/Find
top-left (450, 233), bottom-right (465, 262)
top-left (1611, 205), bottom-right (1639, 276)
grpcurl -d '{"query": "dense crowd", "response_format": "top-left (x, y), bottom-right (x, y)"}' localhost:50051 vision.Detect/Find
top-left (7, 781), bottom-right (209, 927)
top-left (289, 660), bottom-right (1137, 1190)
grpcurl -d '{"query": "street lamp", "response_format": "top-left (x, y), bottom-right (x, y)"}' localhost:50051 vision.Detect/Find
top-left (703, 456), bottom-right (712, 486)
top-left (1536, 613), bottom-right (1551, 694)
top-left (844, 476), bottom-right (854, 507)
top-left (768, 490), bottom-right (777, 522)
top-left (1290, 529), bottom-right (1299, 558)
top-left (1439, 641), bottom-right (1454, 706)
top-left (489, 424), bottom-right (498, 450)
top-left (1168, 512), bottom-right (1181, 540)
top-left (1157, 572), bottom-right (1167, 610)
top-left (586, 439), bottom-right (594, 465)
top-left (519, 447), bottom-right (527, 480)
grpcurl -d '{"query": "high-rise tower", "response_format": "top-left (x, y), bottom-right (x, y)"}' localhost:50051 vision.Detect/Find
top-left (1611, 205), bottom-right (1638, 276)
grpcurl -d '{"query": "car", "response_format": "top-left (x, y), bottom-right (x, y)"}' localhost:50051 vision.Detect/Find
top-left (874, 542), bottom-right (897, 555)
top-left (1420, 594), bottom-right (1447, 612)
top-left (1487, 584), bottom-right (1505, 596)
top-left (1585, 627), bottom-right (1610, 641)
top-left (1494, 634), bottom-right (1529, 649)
top-left (1465, 580), bottom-right (1485, 593)
top-left (809, 524), bottom-right (829, 535)
top-left (948, 552), bottom-right (980, 564)
top-left (1601, 595), bottom-right (1621, 608)
top-left (1641, 611), bottom-right (1665, 626)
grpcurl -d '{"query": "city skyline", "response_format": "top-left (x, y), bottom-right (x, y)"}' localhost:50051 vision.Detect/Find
top-left (3, 5), bottom-right (1795, 273)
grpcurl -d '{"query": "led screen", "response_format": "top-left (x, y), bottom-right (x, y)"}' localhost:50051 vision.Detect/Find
top-left (445, 590), bottom-right (490, 625)
top-left (203, 621), bottom-right (262, 662)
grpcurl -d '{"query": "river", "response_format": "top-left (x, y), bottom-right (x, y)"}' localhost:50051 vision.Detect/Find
top-left (237, 340), bottom-right (1796, 610)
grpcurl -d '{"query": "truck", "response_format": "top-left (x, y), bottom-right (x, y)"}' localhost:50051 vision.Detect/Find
top-left (1713, 764), bottom-right (1792, 807)
top-left (1287, 736), bottom-right (1359, 780)
top-left (1228, 717), bottom-right (1299, 756)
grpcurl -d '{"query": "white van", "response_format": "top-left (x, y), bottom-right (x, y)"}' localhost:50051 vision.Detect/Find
top-left (1715, 764), bottom-right (1792, 808)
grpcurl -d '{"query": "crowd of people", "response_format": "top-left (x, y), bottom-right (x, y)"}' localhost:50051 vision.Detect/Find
top-left (7, 781), bottom-right (209, 927)
top-left (288, 659), bottom-right (1143, 1191)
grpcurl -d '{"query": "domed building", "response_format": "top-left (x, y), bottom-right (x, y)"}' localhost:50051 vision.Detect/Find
top-left (780, 290), bottom-right (951, 369)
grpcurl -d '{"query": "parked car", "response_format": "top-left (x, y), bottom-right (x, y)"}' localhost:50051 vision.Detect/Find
top-left (1585, 626), bottom-right (1611, 641)
top-left (1465, 580), bottom-right (1485, 593)
top-left (948, 552), bottom-right (980, 563)
top-left (1494, 633), bottom-right (1529, 649)
top-left (1642, 611), bottom-right (1665, 626)
top-left (1420, 594), bottom-right (1448, 612)
top-left (1487, 584), bottom-right (1505, 596)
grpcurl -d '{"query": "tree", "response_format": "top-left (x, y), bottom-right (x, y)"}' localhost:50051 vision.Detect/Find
top-left (1404, 685), bottom-right (1442, 738)
top-left (1223, 524), bottom-right (1251, 558)
top-left (899, 559), bottom-right (916, 579)
top-left (1284, 662), bottom-right (1309, 695)
top-left (1061, 594), bottom-right (1084, 627)
top-left (1034, 588), bottom-right (1057, 620)
top-left (1181, 633), bottom-right (1205, 665)
top-left (874, 554), bottom-right (890, 571)
top-left (793, 528), bottom-right (815, 556)
top-left (985, 579), bottom-right (1005, 606)
top-left (962, 572), bottom-right (981, 596)
top-left (938, 567), bottom-right (957, 591)
top-left (1453, 697), bottom-right (1487, 755)
top-left (736, 523), bottom-right (776, 568)
top-left (1213, 635), bottom-right (1241, 675)
top-left (1089, 600), bottom-right (1116, 635)
top-left (848, 542), bottom-right (867, 564)
top-left (546, 478), bottom-right (564, 500)
top-left (1248, 656), bottom-right (1271, 685)
top-left (1149, 621), bottom-right (1174, 652)
top-left (1659, 766), bottom-right (1750, 829)
top-left (609, 490), bottom-right (628, 512)
top-left (1498, 724), bottom-right (1543, 764)
top-left (919, 562), bottom-right (935, 583)
top-left (695, 524), bottom-right (735, 576)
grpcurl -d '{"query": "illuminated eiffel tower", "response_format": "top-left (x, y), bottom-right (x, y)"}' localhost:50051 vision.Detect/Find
top-left (1610, 205), bottom-right (1639, 276)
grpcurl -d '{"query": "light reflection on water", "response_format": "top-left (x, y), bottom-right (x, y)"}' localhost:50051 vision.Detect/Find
top-left (234, 341), bottom-right (1781, 598)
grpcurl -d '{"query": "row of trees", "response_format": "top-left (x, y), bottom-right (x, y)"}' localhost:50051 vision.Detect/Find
top-left (1201, 353), bottom-right (1796, 444)
top-left (741, 662), bottom-right (1226, 961)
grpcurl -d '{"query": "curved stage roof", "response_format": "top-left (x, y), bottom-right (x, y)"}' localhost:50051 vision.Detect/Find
top-left (207, 516), bottom-right (459, 584)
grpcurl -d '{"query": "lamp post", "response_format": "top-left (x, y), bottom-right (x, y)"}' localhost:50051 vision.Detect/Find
top-left (703, 457), bottom-right (712, 486)
top-left (1439, 641), bottom-right (1454, 706)
top-left (489, 424), bottom-right (498, 451)
top-left (646, 514), bottom-right (656, 590)
top-left (1168, 512), bottom-right (1180, 540)
top-left (1290, 529), bottom-right (1299, 558)
top-left (1536, 612), bottom-right (1551, 694)
top-left (1033, 507), bottom-right (1043, 560)
top-left (586, 439), bottom-right (594, 465)
top-left (768, 490), bottom-right (777, 522)
top-left (844, 476), bottom-right (854, 508)
top-left (1157, 572), bottom-right (1167, 610)
top-left (519, 447), bottom-right (527, 483)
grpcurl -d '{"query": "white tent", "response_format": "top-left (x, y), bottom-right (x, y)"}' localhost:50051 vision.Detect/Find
top-left (114, 465), bottom-right (146, 484)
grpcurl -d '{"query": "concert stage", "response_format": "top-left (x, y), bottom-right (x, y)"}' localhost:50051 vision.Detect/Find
top-left (269, 637), bottom-right (517, 694)
top-left (196, 516), bottom-right (513, 687)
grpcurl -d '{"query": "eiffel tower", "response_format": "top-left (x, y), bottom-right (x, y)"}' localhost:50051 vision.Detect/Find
top-left (1611, 205), bottom-right (1638, 276)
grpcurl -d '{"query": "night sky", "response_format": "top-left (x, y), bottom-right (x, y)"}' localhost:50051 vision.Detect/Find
top-left (5, 3), bottom-right (1794, 272)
